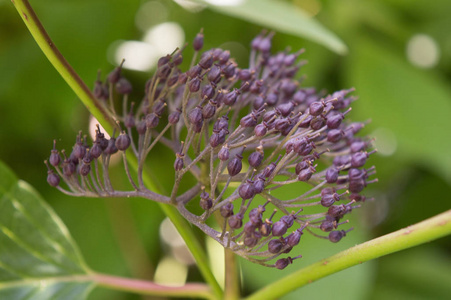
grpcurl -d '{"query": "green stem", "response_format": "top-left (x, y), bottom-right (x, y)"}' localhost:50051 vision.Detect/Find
top-left (245, 209), bottom-right (451, 300)
top-left (91, 273), bottom-right (214, 299)
top-left (12, 0), bottom-right (222, 298)
top-left (224, 249), bottom-right (240, 300)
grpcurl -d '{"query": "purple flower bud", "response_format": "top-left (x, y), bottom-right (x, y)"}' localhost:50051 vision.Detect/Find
top-left (327, 129), bottom-right (343, 143)
top-left (326, 113), bottom-right (344, 129)
top-left (157, 55), bottom-right (170, 67)
top-left (202, 101), bottom-right (217, 119)
top-left (152, 100), bottom-right (166, 116)
top-left (326, 167), bottom-right (339, 183)
top-left (201, 84), bottom-right (215, 100)
top-left (136, 119), bottom-right (147, 135)
top-left (268, 239), bottom-right (283, 253)
top-left (295, 161), bottom-right (309, 175)
top-left (220, 202), bottom-right (234, 218)
top-left (351, 152), bottom-right (368, 168)
top-left (329, 230), bottom-right (346, 243)
top-left (250, 80), bottom-right (263, 94)
top-left (72, 134), bottom-right (86, 160)
top-left (321, 193), bottom-right (340, 207)
top-left (63, 161), bottom-right (76, 176)
top-left (333, 155), bottom-right (351, 167)
top-left (298, 166), bottom-right (315, 181)
top-left (174, 156), bottom-right (184, 171)
top-left (228, 213), bottom-right (243, 229)
top-left (272, 221), bottom-right (288, 236)
top-left (168, 108), bottom-right (182, 124)
top-left (193, 32), bottom-right (204, 51)
top-left (240, 113), bottom-right (257, 128)
top-left (309, 101), bottom-right (324, 116)
top-left (218, 146), bottom-right (230, 161)
top-left (350, 141), bottom-right (368, 153)
top-left (218, 50), bottom-right (230, 64)
top-left (238, 69), bottom-right (252, 81)
top-left (254, 123), bottom-right (267, 137)
top-left (258, 36), bottom-right (272, 52)
top-left (115, 133), bottom-right (131, 151)
top-left (224, 90), bottom-right (238, 106)
top-left (349, 178), bottom-right (366, 193)
top-left (275, 257), bottom-right (293, 270)
top-left (144, 113), bottom-right (159, 129)
top-left (49, 141), bottom-right (61, 167)
top-left (287, 231), bottom-right (302, 247)
top-left (253, 176), bottom-right (265, 194)
top-left (125, 112), bottom-right (135, 128)
top-left (320, 220), bottom-right (336, 232)
top-left (208, 65), bottom-right (222, 83)
top-left (253, 96), bottom-right (265, 110)
top-left (90, 142), bottom-right (103, 159)
top-left (276, 102), bottom-right (294, 117)
top-left (239, 180), bottom-right (256, 200)
top-left (200, 197), bottom-right (213, 210)
top-left (265, 93), bottom-right (278, 106)
top-left (157, 64), bottom-right (172, 79)
top-left (47, 171), bottom-right (60, 187)
top-left (107, 62), bottom-right (123, 84)
top-left (244, 221), bottom-right (257, 234)
top-left (310, 116), bottom-right (325, 130)
top-left (188, 77), bottom-right (201, 93)
top-left (221, 63), bottom-right (236, 79)
top-left (187, 65), bottom-right (202, 78)
top-left (199, 54), bottom-right (214, 69)
top-left (248, 150), bottom-right (263, 168)
top-left (104, 138), bottom-right (118, 155)
top-left (173, 52), bottom-right (183, 65)
top-left (227, 154), bottom-right (243, 176)
top-left (116, 77), bottom-right (133, 94)
top-left (299, 114), bottom-right (313, 128)
top-left (244, 234), bottom-right (259, 247)
top-left (280, 79), bottom-right (297, 96)
top-left (79, 161), bottom-right (91, 176)
top-left (188, 106), bottom-right (203, 125)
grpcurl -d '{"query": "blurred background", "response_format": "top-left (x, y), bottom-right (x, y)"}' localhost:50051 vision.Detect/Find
top-left (1, 0), bottom-right (451, 299)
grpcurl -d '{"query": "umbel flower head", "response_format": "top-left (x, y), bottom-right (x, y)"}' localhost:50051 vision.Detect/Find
top-left (45, 30), bottom-right (377, 269)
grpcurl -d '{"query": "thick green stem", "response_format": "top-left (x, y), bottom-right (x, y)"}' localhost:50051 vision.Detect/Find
top-left (12, 1), bottom-right (222, 298)
top-left (245, 209), bottom-right (451, 300)
top-left (92, 273), bottom-right (214, 299)
top-left (224, 249), bottom-right (240, 300)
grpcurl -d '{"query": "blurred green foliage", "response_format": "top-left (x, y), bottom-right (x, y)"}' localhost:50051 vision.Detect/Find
top-left (1, 0), bottom-right (450, 299)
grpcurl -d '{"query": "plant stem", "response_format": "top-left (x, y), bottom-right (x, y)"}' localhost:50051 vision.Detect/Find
top-left (91, 273), bottom-right (214, 299)
top-left (245, 209), bottom-right (451, 300)
top-left (224, 249), bottom-right (240, 300)
top-left (12, 1), bottom-right (222, 298)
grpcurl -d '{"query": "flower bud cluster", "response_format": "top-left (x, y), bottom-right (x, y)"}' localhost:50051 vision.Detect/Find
top-left (46, 31), bottom-right (377, 269)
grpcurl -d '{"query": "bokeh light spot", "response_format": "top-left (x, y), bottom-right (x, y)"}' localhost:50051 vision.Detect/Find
top-left (372, 127), bottom-right (397, 156)
top-left (406, 34), bottom-right (440, 69)
top-left (143, 22), bottom-right (185, 55)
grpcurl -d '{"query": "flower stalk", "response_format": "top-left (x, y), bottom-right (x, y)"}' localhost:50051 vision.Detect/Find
top-left (91, 273), bottom-right (214, 299)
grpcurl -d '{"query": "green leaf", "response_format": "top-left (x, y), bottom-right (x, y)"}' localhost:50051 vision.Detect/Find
top-left (188, 0), bottom-right (348, 54)
top-left (0, 162), bottom-right (94, 299)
